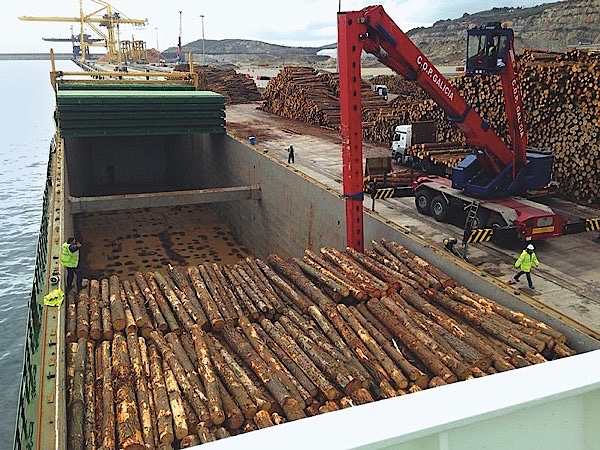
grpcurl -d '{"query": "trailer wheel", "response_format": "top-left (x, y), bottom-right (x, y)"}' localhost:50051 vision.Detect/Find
top-left (430, 195), bottom-right (449, 222)
top-left (415, 189), bottom-right (433, 215)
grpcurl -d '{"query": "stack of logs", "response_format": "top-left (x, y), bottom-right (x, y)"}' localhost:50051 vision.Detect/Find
top-left (406, 142), bottom-right (472, 171)
top-left (363, 167), bottom-right (420, 191)
top-left (175, 65), bottom-right (262, 104)
top-left (260, 67), bottom-right (390, 130)
top-left (66, 239), bottom-right (575, 449)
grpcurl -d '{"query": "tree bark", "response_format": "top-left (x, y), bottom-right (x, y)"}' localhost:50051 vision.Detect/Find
top-left (108, 275), bottom-right (126, 331)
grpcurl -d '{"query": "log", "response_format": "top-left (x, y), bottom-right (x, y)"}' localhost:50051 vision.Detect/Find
top-left (108, 275), bottom-right (126, 331)
top-left (112, 333), bottom-right (145, 450)
top-left (222, 265), bottom-right (260, 320)
top-left (100, 340), bottom-right (115, 450)
top-left (206, 333), bottom-right (258, 420)
top-left (162, 359), bottom-right (189, 440)
top-left (212, 262), bottom-right (246, 320)
top-left (89, 279), bottom-right (102, 340)
top-left (146, 272), bottom-right (180, 334)
top-left (125, 331), bottom-right (155, 449)
top-left (198, 264), bottom-right (237, 325)
top-left (84, 342), bottom-right (96, 450)
top-left (190, 325), bottom-right (226, 425)
top-left (101, 278), bottom-right (113, 340)
top-left (188, 265), bottom-right (225, 331)
top-left (76, 285), bottom-right (90, 339)
top-left (134, 272), bottom-right (168, 332)
top-left (148, 343), bottom-right (174, 445)
top-left (153, 271), bottom-right (196, 332)
top-left (138, 337), bottom-right (160, 449)
top-left (68, 338), bottom-right (86, 450)
top-left (167, 265), bottom-right (208, 329)
top-left (197, 424), bottom-right (216, 444)
top-left (255, 258), bottom-right (315, 310)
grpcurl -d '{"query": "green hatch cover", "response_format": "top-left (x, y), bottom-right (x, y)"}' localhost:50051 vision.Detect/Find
top-left (55, 89), bottom-right (225, 137)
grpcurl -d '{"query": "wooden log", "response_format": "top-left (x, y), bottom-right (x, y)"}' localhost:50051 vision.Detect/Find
top-left (149, 330), bottom-right (212, 425)
top-left (245, 258), bottom-right (287, 313)
top-left (108, 275), bottom-right (126, 331)
top-left (338, 304), bottom-right (409, 390)
top-left (128, 279), bottom-right (155, 337)
top-left (121, 286), bottom-right (137, 334)
top-left (162, 359), bottom-right (189, 440)
top-left (255, 258), bottom-right (315, 310)
top-left (304, 249), bottom-right (369, 300)
top-left (222, 265), bottom-right (260, 320)
top-left (218, 377), bottom-right (245, 430)
top-left (212, 262), bottom-right (246, 320)
top-left (88, 279), bottom-right (102, 340)
top-left (122, 280), bottom-right (145, 328)
top-left (232, 265), bottom-right (273, 317)
top-left (206, 334), bottom-right (258, 420)
top-left (134, 272), bottom-right (168, 332)
top-left (65, 289), bottom-right (78, 344)
top-left (221, 324), bottom-right (294, 412)
top-left (101, 278), bottom-right (113, 340)
top-left (164, 332), bottom-right (197, 374)
top-left (252, 322), bottom-right (319, 400)
top-left (68, 338), bottom-right (86, 450)
top-left (198, 264), bottom-right (237, 325)
top-left (76, 285), bottom-right (90, 339)
top-left (239, 316), bottom-right (310, 414)
top-left (167, 265), bottom-right (208, 329)
top-left (321, 247), bottom-right (388, 296)
top-left (146, 272), bottom-right (180, 334)
top-left (208, 334), bottom-right (271, 412)
top-left (112, 333), bottom-right (145, 450)
top-left (84, 342), bottom-right (96, 450)
top-left (368, 298), bottom-right (457, 383)
top-left (260, 318), bottom-right (340, 400)
top-left (100, 340), bottom-right (115, 450)
top-left (138, 338), bottom-right (160, 449)
top-left (180, 434), bottom-right (201, 448)
top-left (153, 271), bottom-right (196, 332)
top-left (148, 343), bottom-right (175, 446)
top-left (254, 410), bottom-right (274, 429)
top-left (125, 331), bottom-right (155, 449)
top-left (180, 398), bottom-right (199, 436)
top-left (190, 325), bottom-right (226, 425)
top-left (197, 424), bottom-right (216, 444)
top-left (294, 257), bottom-right (351, 298)
top-left (188, 265), bottom-right (225, 330)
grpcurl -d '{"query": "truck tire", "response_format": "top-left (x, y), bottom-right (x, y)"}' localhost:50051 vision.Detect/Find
top-left (430, 195), bottom-right (449, 222)
top-left (415, 189), bottom-right (433, 215)
top-left (487, 214), bottom-right (508, 228)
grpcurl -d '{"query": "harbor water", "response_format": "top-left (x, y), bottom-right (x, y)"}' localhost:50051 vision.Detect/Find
top-left (0, 59), bottom-right (74, 447)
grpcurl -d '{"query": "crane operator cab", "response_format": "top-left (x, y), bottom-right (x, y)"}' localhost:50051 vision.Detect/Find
top-left (466, 22), bottom-right (512, 74)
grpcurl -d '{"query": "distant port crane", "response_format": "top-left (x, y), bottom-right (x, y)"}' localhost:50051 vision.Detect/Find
top-left (19, 0), bottom-right (147, 63)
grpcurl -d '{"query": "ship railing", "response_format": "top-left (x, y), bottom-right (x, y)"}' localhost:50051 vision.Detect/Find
top-left (13, 138), bottom-right (55, 450)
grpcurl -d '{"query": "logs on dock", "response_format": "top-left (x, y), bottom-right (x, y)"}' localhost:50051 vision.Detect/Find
top-left (66, 240), bottom-right (576, 447)
top-left (261, 49), bottom-right (599, 204)
top-left (175, 65), bottom-right (262, 104)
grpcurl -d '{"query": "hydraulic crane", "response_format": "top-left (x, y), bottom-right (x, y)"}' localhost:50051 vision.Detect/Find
top-left (337, 5), bottom-right (599, 250)
top-left (19, 0), bottom-right (147, 63)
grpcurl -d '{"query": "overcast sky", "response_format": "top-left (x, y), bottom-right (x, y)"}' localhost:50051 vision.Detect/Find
top-left (5, 0), bottom-right (563, 53)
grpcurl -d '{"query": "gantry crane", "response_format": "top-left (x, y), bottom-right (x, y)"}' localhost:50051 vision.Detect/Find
top-left (19, 0), bottom-right (147, 63)
top-left (42, 25), bottom-right (103, 58)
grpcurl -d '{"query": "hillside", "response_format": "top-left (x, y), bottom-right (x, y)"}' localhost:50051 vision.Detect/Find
top-left (165, 0), bottom-right (598, 66)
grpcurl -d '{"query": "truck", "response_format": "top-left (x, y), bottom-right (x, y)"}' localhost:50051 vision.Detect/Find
top-left (390, 120), bottom-right (436, 168)
top-left (337, 7), bottom-right (598, 245)
top-left (371, 83), bottom-right (388, 100)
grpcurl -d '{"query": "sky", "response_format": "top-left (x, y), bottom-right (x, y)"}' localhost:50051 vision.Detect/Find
top-left (4, 0), bottom-right (563, 53)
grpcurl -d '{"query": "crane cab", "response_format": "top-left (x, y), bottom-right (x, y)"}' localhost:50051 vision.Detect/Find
top-left (466, 23), bottom-right (513, 74)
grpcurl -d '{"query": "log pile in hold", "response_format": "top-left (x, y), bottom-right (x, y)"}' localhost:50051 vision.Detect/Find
top-left (66, 242), bottom-right (576, 447)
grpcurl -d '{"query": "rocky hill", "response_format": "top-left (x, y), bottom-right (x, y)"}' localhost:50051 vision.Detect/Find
top-left (165, 0), bottom-right (598, 65)
top-left (407, 0), bottom-right (599, 64)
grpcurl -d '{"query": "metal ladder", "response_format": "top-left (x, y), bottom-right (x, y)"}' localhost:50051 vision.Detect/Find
top-left (461, 201), bottom-right (481, 260)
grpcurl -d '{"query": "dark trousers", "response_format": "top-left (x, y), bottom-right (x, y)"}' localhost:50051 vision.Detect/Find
top-left (514, 270), bottom-right (533, 288)
top-left (288, 152), bottom-right (294, 163)
top-left (66, 267), bottom-right (83, 291)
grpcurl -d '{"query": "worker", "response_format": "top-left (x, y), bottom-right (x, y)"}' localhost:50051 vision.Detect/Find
top-left (512, 243), bottom-right (540, 289)
top-left (287, 145), bottom-right (295, 164)
top-left (61, 237), bottom-right (83, 292)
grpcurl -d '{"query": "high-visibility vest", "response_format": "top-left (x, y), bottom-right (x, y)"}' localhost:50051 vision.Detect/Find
top-left (44, 288), bottom-right (65, 307)
top-left (515, 250), bottom-right (539, 272)
top-left (60, 242), bottom-right (79, 268)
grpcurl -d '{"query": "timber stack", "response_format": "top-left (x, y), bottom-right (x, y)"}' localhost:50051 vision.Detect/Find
top-left (406, 142), bottom-right (472, 172)
top-left (175, 65), bottom-right (261, 104)
top-left (65, 239), bottom-right (575, 448)
top-left (363, 167), bottom-right (420, 191)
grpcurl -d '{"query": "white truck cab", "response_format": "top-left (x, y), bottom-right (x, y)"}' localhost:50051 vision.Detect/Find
top-left (391, 121), bottom-right (437, 166)
top-left (372, 84), bottom-right (388, 100)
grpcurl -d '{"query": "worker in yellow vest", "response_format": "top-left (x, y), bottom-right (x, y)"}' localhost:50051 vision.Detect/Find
top-left (61, 237), bottom-right (83, 292)
top-left (512, 243), bottom-right (540, 289)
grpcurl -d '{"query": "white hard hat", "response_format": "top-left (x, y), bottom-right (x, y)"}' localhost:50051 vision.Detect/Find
top-left (526, 244), bottom-right (534, 250)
